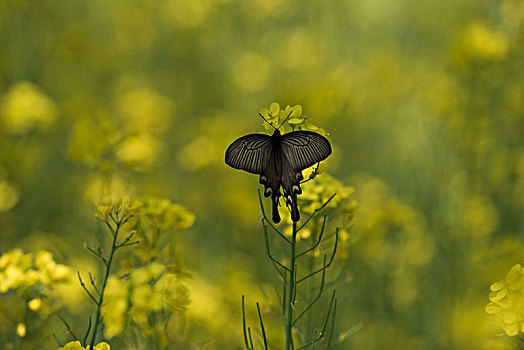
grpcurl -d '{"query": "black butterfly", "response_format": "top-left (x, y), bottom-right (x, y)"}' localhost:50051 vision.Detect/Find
top-left (225, 120), bottom-right (332, 224)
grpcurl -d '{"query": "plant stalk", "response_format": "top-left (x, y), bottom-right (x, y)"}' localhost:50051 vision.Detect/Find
top-left (285, 221), bottom-right (298, 350)
top-left (90, 222), bottom-right (120, 347)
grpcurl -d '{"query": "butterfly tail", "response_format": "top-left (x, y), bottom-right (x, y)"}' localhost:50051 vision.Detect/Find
top-left (272, 194), bottom-right (281, 223)
top-left (289, 194), bottom-right (300, 222)
top-left (282, 171), bottom-right (304, 222)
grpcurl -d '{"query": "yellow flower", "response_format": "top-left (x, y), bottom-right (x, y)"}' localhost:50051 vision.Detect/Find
top-left (138, 196), bottom-right (195, 230)
top-left (0, 181), bottom-right (19, 212)
top-left (300, 173), bottom-right (355, 215)
top-left (0, 249), bottom-right (73, 294)
top-left (231, 52), bottom-right (271, 93)
top-left (95, 196), bottom-right (141, 224)
top-left (455, 22), bottom-right (509, 64)
top-left (115, 133), bottom-right (162, 171)
top-left (0, 81), bottom-right (57, 134)
top-left (485, 264), bottom-right (524, 336)
top-left (57, 341), bottom-right (111, 350)
top-left (260, 102), bottom-right (319, 134)
top-left (103, 262), bottom-right (190, 338)
top-left (16, 323), bottom-right (26, 337)
top-left (28, 298), bottom-right (42, 311)
top-left (103, 276), bottom-right (129, 338)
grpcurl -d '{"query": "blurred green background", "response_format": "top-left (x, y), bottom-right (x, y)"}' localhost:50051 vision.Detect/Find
top-left (1, 0), bottom-right (524, 348)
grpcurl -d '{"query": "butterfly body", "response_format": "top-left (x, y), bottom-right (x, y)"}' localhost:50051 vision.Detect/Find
top-left (225, 129), bottom-right (331, 223)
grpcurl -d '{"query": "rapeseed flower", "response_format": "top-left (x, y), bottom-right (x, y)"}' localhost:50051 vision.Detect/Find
top-left (57, 341), bottom-right (110, 350)
top-left (0, 181), bottom-right (19, 212)
top-left (486, 264), bottom-right (524, 336)
top-left (0, 249), bottom-right (73, 300)
top-left (0, 81), bottom-right (57, 134)
top-left (103, 262), bottom-right (190, 338)
top-left (259, 102), bottom-right (326, 135)
top-left (94, 195), bottom-right (141, 224)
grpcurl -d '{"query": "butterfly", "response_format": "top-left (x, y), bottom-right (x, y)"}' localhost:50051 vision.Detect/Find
top-left (225, 114), bottom-right (332, 224)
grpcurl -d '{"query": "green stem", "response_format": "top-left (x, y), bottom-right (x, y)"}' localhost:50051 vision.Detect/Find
top-left (304, 230), bottom-right (316, 342)
top-left (285, 222), bottom-right (298, 350)
top-left (90, 222), bottom-right (120, 348)
top-left (14, 303), bottom-right (29, 350)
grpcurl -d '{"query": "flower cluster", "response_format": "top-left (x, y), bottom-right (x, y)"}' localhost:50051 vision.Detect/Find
top-left (278, 173), bottom-right (357, 246)
top-left (260, 102), bottom-right (326, 135)
top-left (0, 81), bottom-right (57, 134)
top-left (454, 22), bottom-right (508, 64)
top-left (300, 173), bottom-right (357, 215)
top-left (103, 262), bottom-right (190, 341)
top-left (94, 196), bottom-right (141, 224)
top-left (350, 177), bottom-right (433, 307)
top-left (119, 196), bottom-right (195, 267)
top-left (58, 341), bottom-right (110, 350)
top-left (139, 196), bottom-right (196, 231)
top-left (486, 264), bottom-right (524, 336)
top-left (0, 180), bottom-right (19, 212)
top-left (0, 249), bottom-right (73, 312)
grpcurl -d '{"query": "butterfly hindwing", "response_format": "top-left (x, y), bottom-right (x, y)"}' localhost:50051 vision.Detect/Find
top-left (260, 150), bottom-right (283, 223)
top-left (280, 157), bottom-right (302, 222)
top-left (225, 134), bottom-right (272, 175)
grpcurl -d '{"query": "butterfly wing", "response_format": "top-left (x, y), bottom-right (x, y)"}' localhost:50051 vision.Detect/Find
top-left (225, 133), bottom-right (273, 175)
top-left (279, 131), bottom-right (332, 222)
top-left (280, 131), bottom-right (332, 171)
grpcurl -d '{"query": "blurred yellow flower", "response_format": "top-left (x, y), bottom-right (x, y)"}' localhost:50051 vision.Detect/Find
top-left (462, 195), bottom-right (499, 238)
top-left (68, 114), bottom-right (119, 166)
top-left (163, 0), bottom-right (212, 29)
top-left (231, 52), bottom-right (271, 92)
top-left (0, 81), bottom-right (57, 134)
top-left (16, 322), bottom-right (26, 337)
top-left (486, 264), bottom-right (524, 336)
top-left (84, 175), bottom-right (132, 207)
top-left (0, 249), bottom-right (73, 294)
top-left (279, 28), bottom-right (324, 70)
top-left (103, 262), bottom-right (190, 338)
top-left (116, 87), bottom-right (174, 134)
top-left (104, 276), bottom-right (128, 338)
top-left (0, 181), bottom-right (19, 212)
top-left (115, 133), bottom-right (162, 171)
top-left (350, 177), bottom-right (434, 306)
top-left (139, 196), bottom-right (196, 231)
top-left (27, 298), bottom-right (42, 311)
top-left (456, 22), bottom-right (509, 63)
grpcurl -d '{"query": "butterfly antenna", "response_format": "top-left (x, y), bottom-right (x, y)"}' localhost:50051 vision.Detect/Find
top-left (259, 113), bottom-right (277, 130)
top-left (277, 111), bottom-right (293, 130)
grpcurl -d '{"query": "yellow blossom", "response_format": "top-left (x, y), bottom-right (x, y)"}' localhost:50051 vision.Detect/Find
top-left (0, 181), bottom-right (20, 212)
top-left (486, 264), bottom-right (524, 336)
top-left (95, 196), bottom-right (141, 224)
top-left (455, 22), bottom-right (509, 64)
top-left (115, 133), bottom-right (162, 171)
top-left (0, 249), bottom-right (73, 295)
top-left (103, 262), bottom-right (190, 338)
top-left (231, 52), bottom-right (271, 93)
top-left (16, 323), bottom-right (26, 337)
top-left (0, 81), bottom-right (57, 134)
top-left (57, 341), bottom-right (111, 350)
top-left (28, 298), bottom-right (42, 311)
top-left (139, 196), bottom-right (195, 231)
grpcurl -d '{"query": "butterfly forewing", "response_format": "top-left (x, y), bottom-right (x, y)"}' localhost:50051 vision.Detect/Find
top-left (280, 131), bottom-right (332, 171)
top-left (225, 134), bottom-right (273, 174)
